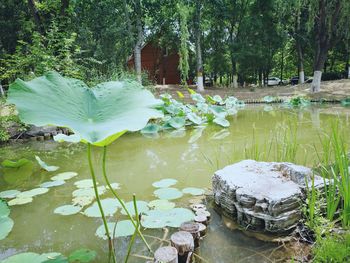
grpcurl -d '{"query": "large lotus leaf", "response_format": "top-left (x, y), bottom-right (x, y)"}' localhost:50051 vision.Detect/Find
top-left (74, 179), bottom-right (94, 189)
top-left (154, 188), bottom-right (183, 200)
top-left (0, 217), bottom-right (14, 240)
top-left (141, 123), bottom-right (160, 134)
top-left (209, 105), bottom-right (227, 118)
top-left (120, 200), bottom-right (149, 216)
top-left (68, 249), bottom-right (96, 263)
top-left (8, 71), bottom-right (163, 146)
top-left (186, 112), bottom-right (202, 125)
top-left (35, 156), bottom-right (59, 172)
top-left (42, 255), bottom-right (68, 263)
top-left (148, 199), bottom-right (175, 210)
top-left (213, 117), bottom-right (230, 128)
top-left (168, 117), bottom-right (186, 129)
top-left (0, 200), bottom-right (10, 218)
top-left (0, 190), bottom-right (21, 199)
top-left (1, 158), bottom-right (30, 168)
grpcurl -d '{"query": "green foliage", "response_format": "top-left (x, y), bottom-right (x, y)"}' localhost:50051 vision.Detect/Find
top-left (313, 232), bottom-right (350, 263)
top-left (177, 1), bottom-right (190, 85)
top-left (0, 115), bottom-right (27, 142)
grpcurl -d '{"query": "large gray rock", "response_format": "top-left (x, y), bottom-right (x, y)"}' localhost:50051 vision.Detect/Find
top-left (212, 160), bottom-right (325, 233)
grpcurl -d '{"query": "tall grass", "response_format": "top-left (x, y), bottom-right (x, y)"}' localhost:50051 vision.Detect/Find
top-left (315, 121), bottom-right (350, 228)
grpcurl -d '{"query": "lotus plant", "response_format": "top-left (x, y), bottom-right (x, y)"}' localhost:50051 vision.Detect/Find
top-left (7, 71), bottom-right (163, 262)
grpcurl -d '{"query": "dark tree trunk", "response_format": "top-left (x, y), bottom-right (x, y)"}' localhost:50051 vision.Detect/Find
top-left (296, 41), bottom-right (305, 84)
top-left (134, 0), bottom-right (143, 83)
top-left (311, 0), bottom-right (341, 92)
top-left (60, 0), bottom-right (69, 16)
top-left (123, 0), bottom-right (134, 67)
top-left (194, 0), bottom-right (204, 91)
top-left (27, 0), bottom-right (44, 34)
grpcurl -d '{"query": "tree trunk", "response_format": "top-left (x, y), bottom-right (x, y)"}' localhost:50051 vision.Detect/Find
top-left (123, 0), bottom-right (134, 67)
top-left (232, 60), bottom-right (238, 88)
top-left (194, 0), bottom-right (204, 92)
top-left (27, 0), bottom-right (44, 34)
top-left (280, 48), bottom-right (284, 83)
top-left (60, 0), bottom-right (69, 17)
top-left (0, 84), bottom-right (5, 97)
top-left (296, 42), bottom-right (305, 84)
top-left (134, 0), bottom-right (143, 84)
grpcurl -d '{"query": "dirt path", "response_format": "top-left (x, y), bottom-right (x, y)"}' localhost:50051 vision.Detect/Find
top-left (154, 79), bottom-right (350, 102)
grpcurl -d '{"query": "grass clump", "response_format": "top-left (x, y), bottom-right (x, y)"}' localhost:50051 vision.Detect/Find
top-left (313, 232), bottom-right (350, 262)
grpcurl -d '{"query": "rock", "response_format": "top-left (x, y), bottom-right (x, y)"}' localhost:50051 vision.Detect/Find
top-left (212, 160), bottom-right (325, 233)
top-left (25, 125), bottom-right (58, 137)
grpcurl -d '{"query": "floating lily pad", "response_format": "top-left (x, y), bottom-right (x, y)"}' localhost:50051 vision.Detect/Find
top-left (0, 200), bottom-right (10, 218)
top-left (187, 112), bottom-right (202, 125)
top-left (51, 172), bottom-right (78, 181)
top-left (0, 190), bottom-right (21, 199)
top-left (1, 252), bottom-right (42, 263)
top-left (148, 199), bottom-right (175, 210)
top-left (141, 208), bottom-right (194, 229)
top-left (121, 200), bottom-right (149, 216)
top-left (17, 188), bottom-right (49, 198)
top-left (42, 254), bottom-right (67, 263)
top-left (96, 220), bottom-right (135, 239)
top-left (54, 205), bottom-right (82, 216)
top-left (152, 178), bottom-right (178, 188)
top-left (141, 123), bottom-right (160, 134)
top-left (169, 117), bottom-right (186, 129)
top-left (182, 187), bottom-right (205, 196)
top-left (72, 188), bottom-right (95, 198)
top-left (74, 179), bottom-right (94, 189)
top-left (68, 249), bottom-right (97, 263)
top-left (1, 158), bottom-right (30, 168)
top-left (0, 217), bottom-right (14, 240)
top-left (83, 198), bottom-right (120, 217)
top-left (154, 188), bottom-right (183, 200)
top-left (40, 180), bottom-right (65, 188)
top-left (8, 197), bottom-right (33, 206)
top-left (72, 196), bottom-right (94, 207)
top-left (35, 156), bottom-right (59, 172)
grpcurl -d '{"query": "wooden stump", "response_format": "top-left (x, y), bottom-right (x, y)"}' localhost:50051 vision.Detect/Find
top-left (170, 231), bottom-right (194, 263)
top-left (195, 209), bottom-right (211, 221)
top-left (154, 246), bottom-right (178, 263)
top-left (194, 215), bottom-right (208, 226)
top-left (37, 136), bottom-right (44, 141)
top-left (180, 221), bottom-right (200, 248)
top-left (29, 136), bottom-right (37, 141)
top-left (44, 133), bottom-right (51, 140)
top-left (197, 223), bottom-right (207, 237)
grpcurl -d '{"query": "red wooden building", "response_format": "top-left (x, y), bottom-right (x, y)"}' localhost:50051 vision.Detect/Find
top-left (127, 42), bottom-right (181, 85)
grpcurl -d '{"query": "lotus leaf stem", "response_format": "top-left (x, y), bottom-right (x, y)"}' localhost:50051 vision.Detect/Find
top-left (88, 143), bottom-right (116, 263)
top-left (102, 146), bottom-right (152, 253)
top-left (124, 194), bottom-right (140, 263)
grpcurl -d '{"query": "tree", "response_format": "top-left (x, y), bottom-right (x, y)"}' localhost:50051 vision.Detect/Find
top-left (178, 1), bottom-right (190, 85)
top-left (193, 0), bottom-right (204, 91)
top-left (307, 0), bottom-right (350, 92)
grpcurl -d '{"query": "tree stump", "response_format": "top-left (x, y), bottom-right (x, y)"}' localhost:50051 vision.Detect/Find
top-left (197, 223), bottom-right (207, 237)
top-left (154, 246), bottom-right (178, 263)
top-left (194, 215), bottom-right (208, 226)
top-left (180, 221), bottom-right (200, 248)
top-left (195, 209), bottom-right (211, 221)
top-left (37, 136), bottom-right (44, 141)
top-left (170, 231), bottom-right (194, 263)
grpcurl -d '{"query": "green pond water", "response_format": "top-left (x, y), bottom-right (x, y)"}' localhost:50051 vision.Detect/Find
top-left (1, 105), bottom-right (350, 262)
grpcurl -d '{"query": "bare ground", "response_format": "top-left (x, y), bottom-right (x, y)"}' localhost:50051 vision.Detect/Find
top-left (154, 79), bottom-right (350, 102)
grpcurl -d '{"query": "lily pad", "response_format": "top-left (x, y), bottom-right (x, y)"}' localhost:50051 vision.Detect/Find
top-left (141, 208), bottom-right (194, 229)
top-left (1, 158), bottom-right (30, 168)
top-left (8, 71), bottom-right (163, 146)
top-left (154, 188), bottom-right (183, 200)
top-left (1, 252), bottom-right (42, 263)
top-left (74, 179), bottom-right (94, 189)
top-left (35, 156), bottom-right (59, 172)
top-left (0, 190), bottom-right (21, 199)
top-left (152, 178), bottom-right (178, 188)
top-left (68, 249), bottom-right (97, 263)
top-left (72, 196), bottom-right (95, 207)
top-left (83, 198), bottom-right (120, 217)
top-left (8, 197), bottom-right (33, 206)
top-left (42, 254), bottom-right (67, 263)
top-left (0, 200), bottom-right (10, 218)
top-left (182, 187), bottom-right (205, 196)
top-left (51, 172), bottom-right (78, 181)
top-left (148, 199), bottom-right (175, 210)
top-left (54, 205), bottom-right (82, 215)
top-left (0, 217), bottom-right (14, 240)
top-left (187, 112), bottom-right (202, 125)
top-left (17, 188), bottom-right (49, 198)
top-left (95, 220), bottom-right (135, 239)
top-left (121, 200), bottom-right (149, 216)
top-left (40, 180), bottom-right (65, 188)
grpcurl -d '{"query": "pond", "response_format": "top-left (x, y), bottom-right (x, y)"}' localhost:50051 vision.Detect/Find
top-left (1, 105), bottom-right (350, 262)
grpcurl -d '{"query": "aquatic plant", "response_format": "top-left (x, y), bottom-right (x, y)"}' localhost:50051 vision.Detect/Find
top-left (7, 71), bottom-right (163, 262)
